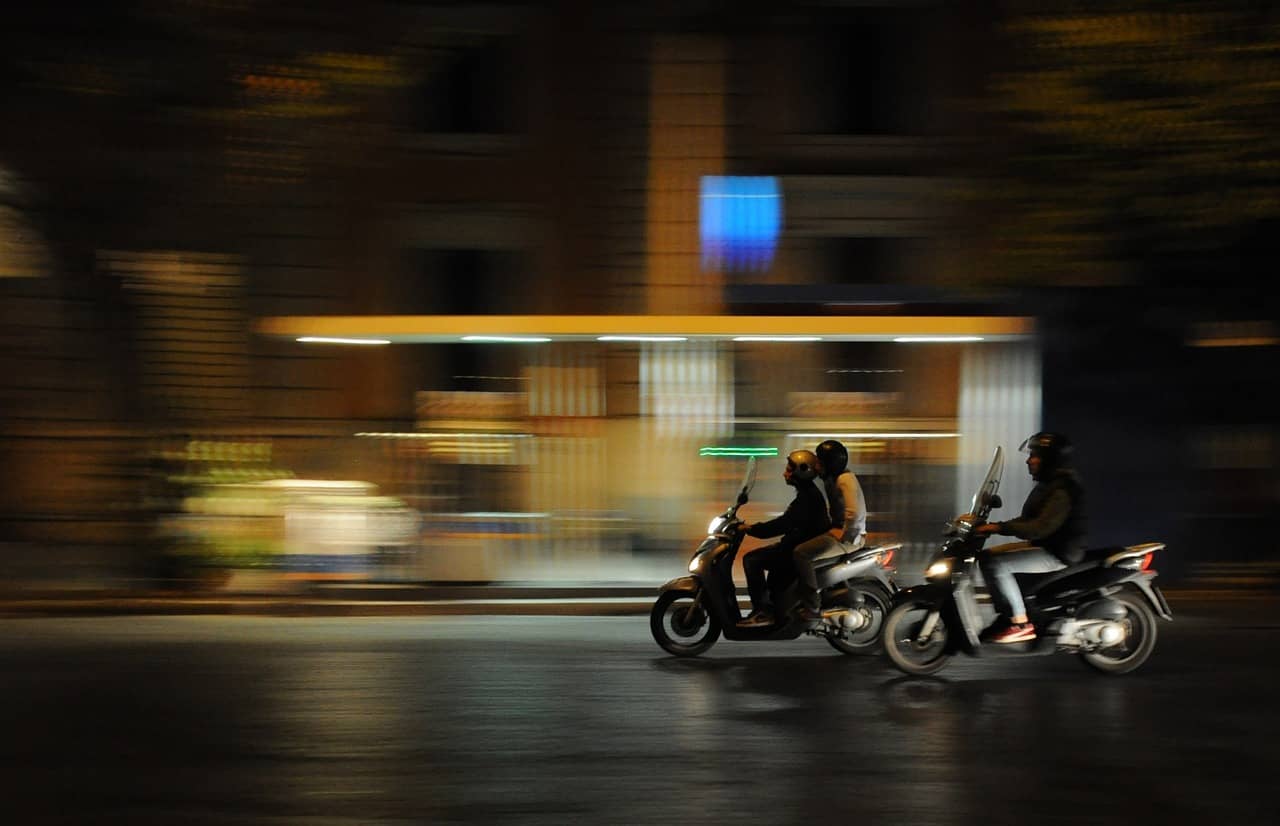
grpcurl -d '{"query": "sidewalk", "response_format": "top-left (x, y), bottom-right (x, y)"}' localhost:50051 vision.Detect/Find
top-left (0, 581), bottom-right (1276, 619)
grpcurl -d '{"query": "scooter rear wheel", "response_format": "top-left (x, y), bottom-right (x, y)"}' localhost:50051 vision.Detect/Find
top-left (826, 583), bottom-right (891, 656)
top-left (1079, 590), bottom-right (1158, 675)
top-left (651, 588), bottom-right (721, 657)
top-left (883, 599), bottom-right (951, 675)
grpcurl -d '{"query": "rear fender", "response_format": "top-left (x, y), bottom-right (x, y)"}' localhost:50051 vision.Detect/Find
top-left (1128, 575), bottom-right (1173, 620)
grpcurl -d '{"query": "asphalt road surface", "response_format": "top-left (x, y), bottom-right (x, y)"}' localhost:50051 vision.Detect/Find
top-left (2, 607), bottom-right (1277, 825)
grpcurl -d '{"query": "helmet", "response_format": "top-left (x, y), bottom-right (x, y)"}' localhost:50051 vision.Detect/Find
top-left (814, 439), bottom-right (849, 477)
top-left (1019, 431), bottom-right (1072, 476)
top-left (786, 449), bottom-right (818, 483)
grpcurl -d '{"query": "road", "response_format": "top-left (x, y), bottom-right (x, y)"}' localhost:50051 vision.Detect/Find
top-left (1, 606), bottom-right (1277, 825)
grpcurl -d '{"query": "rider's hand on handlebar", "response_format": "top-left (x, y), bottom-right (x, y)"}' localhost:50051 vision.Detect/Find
top-left (975, 522), bottom-right (1001, 536)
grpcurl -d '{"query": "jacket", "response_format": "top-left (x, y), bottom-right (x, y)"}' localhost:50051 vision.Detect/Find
top-left (999, 468), bottom-right (1087, 564)
top-left (745, 479), bottom-right (829, 553)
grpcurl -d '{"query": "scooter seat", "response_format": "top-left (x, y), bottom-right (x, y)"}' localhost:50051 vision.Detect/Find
top-left (1011, 547), bottom-right (1120, 594)
top-left (813, 541), bottom-right (898, 569)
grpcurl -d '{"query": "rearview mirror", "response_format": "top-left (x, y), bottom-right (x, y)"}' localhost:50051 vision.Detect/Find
top-left (990, 494), bottom-right (1002, 509)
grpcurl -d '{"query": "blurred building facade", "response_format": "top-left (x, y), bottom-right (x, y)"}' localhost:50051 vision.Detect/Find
top-left (1, 1), bottom-right (1273, 587)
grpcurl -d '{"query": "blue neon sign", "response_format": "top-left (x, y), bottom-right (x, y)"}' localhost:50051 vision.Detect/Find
top-left (699, 176), bottom-right (782, 272)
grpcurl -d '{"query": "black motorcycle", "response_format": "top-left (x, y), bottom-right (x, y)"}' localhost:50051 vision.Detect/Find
top-left (650, 457), bottom-right (900, 658)
top-left (882, 446), bottom-right (1172, 676)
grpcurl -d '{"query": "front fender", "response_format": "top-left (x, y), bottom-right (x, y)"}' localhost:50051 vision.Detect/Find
top-left (891, 582), bottom-right (951, 609)
top-left (658, 576), bottom-right (701, 594)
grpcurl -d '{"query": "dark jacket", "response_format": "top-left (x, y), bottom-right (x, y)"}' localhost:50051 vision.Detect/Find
top-left (745, 479), bottom-right (829, 553)
top-left (999, 468), bottom-right (1087, 564)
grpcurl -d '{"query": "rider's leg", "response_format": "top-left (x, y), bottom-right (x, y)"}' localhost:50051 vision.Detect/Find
top-left (788, 532), bottom-right (860, 614)
top-left (742, 543), bottom-right (779, 615)
top-left (983, 544), bottom-right (1065, 640)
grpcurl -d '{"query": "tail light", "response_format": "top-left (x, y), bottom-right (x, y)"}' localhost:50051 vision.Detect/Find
top-left (1140, 551), bottom-right (1155, 572)
top-left (878, 548), bottom-right (896, 570)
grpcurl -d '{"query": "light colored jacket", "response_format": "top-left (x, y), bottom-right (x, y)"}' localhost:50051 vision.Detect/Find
top-left (825, 470), bottom-right (867, 543)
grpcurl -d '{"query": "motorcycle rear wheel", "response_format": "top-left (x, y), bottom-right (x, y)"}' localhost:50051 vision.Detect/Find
top-left (826, 583), bottom-right (891, 656)
top-left (883, 600), bottom-right (951, 675)
top-left (650, 588), bottom-right (721, 657)
top-left (1079, 591), bottom-right (1158, 675)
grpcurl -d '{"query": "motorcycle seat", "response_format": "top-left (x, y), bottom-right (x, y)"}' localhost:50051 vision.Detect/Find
top-left (813, 541), bottom-right (898, 569)
top-left (1012, 546), bottom-right (1123, 593)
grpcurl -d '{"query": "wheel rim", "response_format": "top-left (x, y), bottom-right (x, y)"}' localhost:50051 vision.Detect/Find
top-left (654, 592), bottom-right (718, 654)
top-left (836, 587), bottom-right (888, 647)
top-left (669, 601), bottom-right (708, 638)
top-left (889, 603), bottom-right (948, 667)
top-left (1090, 601), bottom-right (1151, 665)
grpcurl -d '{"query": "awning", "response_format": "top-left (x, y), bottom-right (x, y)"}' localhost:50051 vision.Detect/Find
top-left (256, 314), bottom-right (1034, 343)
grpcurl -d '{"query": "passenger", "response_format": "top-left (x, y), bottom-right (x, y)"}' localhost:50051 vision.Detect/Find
top-left (792, 439), bottom-right (867, 622)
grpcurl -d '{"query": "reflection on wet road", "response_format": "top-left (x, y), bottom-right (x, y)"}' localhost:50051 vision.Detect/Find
top-left (1, 613), bottom-right (1276, 824)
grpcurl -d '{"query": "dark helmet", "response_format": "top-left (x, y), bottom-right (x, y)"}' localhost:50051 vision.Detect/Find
top-left (785, 449), bottom-right (819, 483)
top-left (1019, 431), bottom-right (1073, 477)
top-left (814, 439), bottom-right (849, 477)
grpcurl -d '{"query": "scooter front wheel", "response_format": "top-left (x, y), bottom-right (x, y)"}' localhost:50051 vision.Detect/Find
top-left (883, 599), bottom-right (951, 676)
top-left (651, 588), bottom-right (721, 657)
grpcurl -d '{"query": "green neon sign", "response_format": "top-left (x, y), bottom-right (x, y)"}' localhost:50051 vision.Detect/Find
top-left (698, 446), bottom-right (779, 457)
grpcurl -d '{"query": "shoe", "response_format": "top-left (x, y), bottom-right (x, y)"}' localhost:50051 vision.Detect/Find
top-left (991, 623), bottom-right (1037, 644)
top-left (737, 612), bottom-right (774, 628)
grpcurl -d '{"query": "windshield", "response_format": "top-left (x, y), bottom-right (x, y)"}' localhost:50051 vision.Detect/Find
top-left (969, 446), bottom-right (1004, 519)
top-left (739, 457), bottom-right (759, 501)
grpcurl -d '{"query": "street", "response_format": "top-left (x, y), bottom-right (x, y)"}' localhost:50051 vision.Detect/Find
top-left (2, 607), bottom-right (1277, 825)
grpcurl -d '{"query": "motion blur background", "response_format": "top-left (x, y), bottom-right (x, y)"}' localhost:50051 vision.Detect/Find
top-left (1, 0), bottom-right (1275, 593)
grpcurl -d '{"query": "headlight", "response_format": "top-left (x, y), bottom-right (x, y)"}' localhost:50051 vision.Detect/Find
top-left (707, 516), bottom-right (726, 535)
top-left (925, 560), bottom-right (952, 580)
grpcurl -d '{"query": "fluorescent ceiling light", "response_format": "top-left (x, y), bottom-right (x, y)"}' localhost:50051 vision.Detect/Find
top-left (893, 336), bottom-right (984, 343)
top-left (461, 335), bottom-right (552, 343)
top-left (733, 336), bottom-right (822, 342)
top-left (297, 336), bottom-right (391, 345)
top-left (597, 336), bottom-right (688, 342)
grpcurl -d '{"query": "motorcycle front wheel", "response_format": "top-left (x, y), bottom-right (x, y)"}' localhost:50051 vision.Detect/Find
top-left (883, 599), bottom-right (951, 675)
top-left (1079, 591), bottom-right (1158, 675)
top-left (650, 588), bottom-right (721, 657)
top-left (826, 582), bottom-right (892, 656)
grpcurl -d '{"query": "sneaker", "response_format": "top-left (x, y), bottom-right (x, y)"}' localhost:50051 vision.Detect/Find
top-left (737, 612), bottom-right (774, 628)
top-left (991, 623), bottom-right (1037, 644)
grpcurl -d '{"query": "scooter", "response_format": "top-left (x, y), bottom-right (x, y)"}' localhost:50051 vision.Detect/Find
top-left (650, 457), bottom-right (900, 658)
top-left (882, 446), bottom-right (1173, 676)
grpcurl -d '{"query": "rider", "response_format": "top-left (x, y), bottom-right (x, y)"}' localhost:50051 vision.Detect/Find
top-left (975, 431), bottom-right (1086, 643)
top-left (792, 439), bottom-right (868, 622)
top-left (737, 449), bottom-right (829, 627)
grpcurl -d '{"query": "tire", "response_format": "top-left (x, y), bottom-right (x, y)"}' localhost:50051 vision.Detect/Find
top-left (650, 588), bottom-right (721, 657)
top-left (826, 582), bottom-right (892, 656)
top-left (883, 599), bottom-right (952, 676)
top-left (1080, 590), bottom-right (1159, 675)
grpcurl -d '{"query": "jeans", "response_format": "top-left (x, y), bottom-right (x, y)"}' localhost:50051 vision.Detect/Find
top-left (741, 543), bottom-right (796, 614)
top-left (979, 541), bottom-right (1066, 620)
top-left (793, 533), bottom-right (866, 612)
